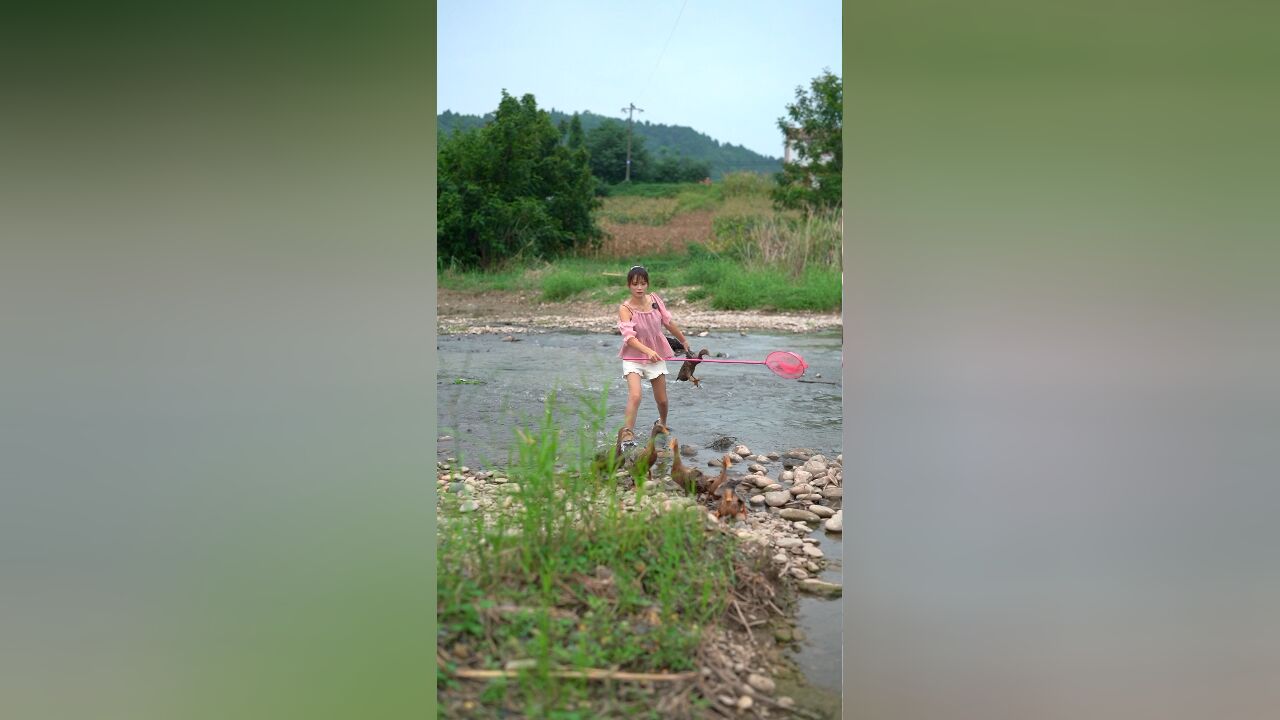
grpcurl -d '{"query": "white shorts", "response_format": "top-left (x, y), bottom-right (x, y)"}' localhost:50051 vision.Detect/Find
top-left (622, 359), bottom-right (669, 381)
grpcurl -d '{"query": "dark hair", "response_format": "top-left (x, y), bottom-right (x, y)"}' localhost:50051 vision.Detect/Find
top-left (626, 265), bottom-right (649, 284)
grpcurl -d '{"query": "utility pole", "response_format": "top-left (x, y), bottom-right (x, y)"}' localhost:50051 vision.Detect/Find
top-left (621, 102), bottom-right (643, 182)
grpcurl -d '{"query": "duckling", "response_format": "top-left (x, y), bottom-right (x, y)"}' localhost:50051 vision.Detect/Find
top-left (676, 348), bottom-right (709, 388)
top-left (668, 438), bottom-right (704, 494)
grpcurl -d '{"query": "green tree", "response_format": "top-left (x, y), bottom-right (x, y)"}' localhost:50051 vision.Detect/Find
top-left (437, 91), bottom-right (601, 270)
top-left (585, 120), bottom-right (651, 184)
top-left (773, 69), bottom-right (842, 210)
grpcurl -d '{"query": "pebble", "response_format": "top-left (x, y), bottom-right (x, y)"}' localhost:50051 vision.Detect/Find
top-left (748, 463), bottom-right (766, 473)
top-left (792, 522), bottom-right (812, 532)
top-left (802, 544), bottom-right (824, 558)
top-left (780, 470), bottom-right (795, 482)
top-left (808, 505), bottom-right (834, 518)
top-left (793, 469), bottom-right (813, 485)
top-left (747, 673), bottom-right (776, 694)
top-left (775, 537), bottom-right (803, 548)
top-left (799, 578), bottom-right (842, 597)
top-left (772, 553), bottom-right (788, 564)
top-left (765, 483), bottom-right (783, 492)
top-left (753, 455), bottom-right (770, 463)
top-left (752, 476), bottom-right (772, 489)
top-left (766, 452), bottom-right (780, 460)
top-left (750, 494), bottom-right (765, 505)
top-left (789, 567), bottom-right (809, 580)
top-left (459, 500), bottom-right (479, 513)
top-left (736, 695), bottom-right (753, 710)
top-left (734, 444), bottom-right (752, 457)
top-left (824, 513), bottom-right (843, 533)
top-left (821, 486), bottom-right (843, 499)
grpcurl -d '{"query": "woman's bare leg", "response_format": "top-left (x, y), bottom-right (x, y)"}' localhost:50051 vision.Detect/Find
top-left (623, 372), bottom-right (643, 437)
top-left (652, 374), bottom-right (669, 428)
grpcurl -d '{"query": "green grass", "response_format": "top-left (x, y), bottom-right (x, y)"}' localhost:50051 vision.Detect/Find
top-left (436, 393), bottom-right (737, 717)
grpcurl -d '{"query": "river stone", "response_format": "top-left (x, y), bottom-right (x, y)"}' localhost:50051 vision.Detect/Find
top-left (779, 508), bottom-right (821, 523)
top-left (753, 455), bottom-right (769, 463)
top-left (680, 444), bottom-right (698, 457)
top-left (733, 444), bottom-right (751, 457)
top-left (749, 463), bottom-right (766, 473)
top-left (799, 579), bottom-right (842, 597)
top-left (772, 553), bottom-right (788, 564)
top-left (791, 483), bottom-right (812, 495)
top-left (824, 515), bottom-right (843, 533)
top-left (789, 567), bottom-right (809, 580)
top-left (804, 460), bottom-right (827, 475)
top-left (750, 494), bottom-right (765, 505)
top-left (793, 469), bottom-right (813, 485)
top-left (747, 673), bottom-right (776, 694)
top-left (765, 483), bottom-right (783, 492)
top-left (767, 452), bottom-right (780, 460)
top-left (459, 500), bottom-right (479, 513)
top-left (736, 695), bottom-right (753, 710)
top-left (780, 470), bottom-right (794, 482)
top-left (764, 491), bottom-right (791, 507)
top-left (752, 476), bottom-right (772, 489)
top-left (807, 504), bottom-right (834, 518)
top-left (802, 544), bottom-right (824, 558)
top-left (793, 521), bottom-right (812, 532)
top-left (821, 486), bottom-right (843, 499)
top-left (448, 482), bottom-right (467, 494)
top-left (775, 537), bottom-right (803, 549)
top-left (811, 476), bottom-right (829, 488)
top-left (806, 560), bottom-right (820, 572)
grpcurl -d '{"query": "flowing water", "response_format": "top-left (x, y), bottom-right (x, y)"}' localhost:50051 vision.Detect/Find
top-left (437, 329), bottom-right (844, 697)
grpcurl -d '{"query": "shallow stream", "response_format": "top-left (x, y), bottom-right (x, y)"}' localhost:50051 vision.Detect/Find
top-left (437, 329), bottom-right (843, 697)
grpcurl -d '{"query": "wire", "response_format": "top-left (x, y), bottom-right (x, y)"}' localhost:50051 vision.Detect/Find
top-left (638, 0), bottom-right (689, 105)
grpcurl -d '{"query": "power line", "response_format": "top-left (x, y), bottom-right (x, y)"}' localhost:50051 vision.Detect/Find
top-left (638, 0), bottom-right (689, 105)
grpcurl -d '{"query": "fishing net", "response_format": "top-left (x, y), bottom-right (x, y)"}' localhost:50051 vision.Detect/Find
top-left (764, 351), bottom-right (808, 379)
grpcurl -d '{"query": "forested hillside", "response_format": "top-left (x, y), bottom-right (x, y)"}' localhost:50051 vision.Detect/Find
top-left (437, 109), bottom-right (781, 179)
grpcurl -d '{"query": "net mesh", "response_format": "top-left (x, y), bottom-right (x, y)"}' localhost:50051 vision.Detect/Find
top-left (765, 351), bottom-right (808, 379)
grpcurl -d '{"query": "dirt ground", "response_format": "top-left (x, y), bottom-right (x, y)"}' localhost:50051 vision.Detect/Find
top-left (436, 287), bottom-right (842, 336)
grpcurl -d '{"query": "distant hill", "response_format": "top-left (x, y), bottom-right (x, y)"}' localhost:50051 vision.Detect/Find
top-left (437, 109), bottom-right (782, 180)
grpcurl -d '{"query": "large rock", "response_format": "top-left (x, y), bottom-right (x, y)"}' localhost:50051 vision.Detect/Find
top-left (764, 491), bottom-right (791, 507)
top-left (799, 579), bottom-right (842, 597)
top-left (779, 508), bottom-right (821, 523)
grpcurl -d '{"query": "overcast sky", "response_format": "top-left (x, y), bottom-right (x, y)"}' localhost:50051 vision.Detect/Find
top-left (436, 0), bottom-right (841, 159)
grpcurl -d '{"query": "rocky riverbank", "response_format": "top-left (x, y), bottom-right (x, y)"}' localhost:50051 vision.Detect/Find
top-left (436, 440), bottom-right (843, 718)
top-left (436, 287), bottom-right (842, 336)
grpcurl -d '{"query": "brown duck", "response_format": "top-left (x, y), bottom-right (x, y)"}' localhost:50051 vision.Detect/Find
top-left (707, 453), bottom-right (734, 497)
top-left (676, 348), bottom-right (709, 388)
top-left (668, 438), bottom-right (705, 494)
top-left (714, 487), bottom-right (747, 522)
top-left (630, 419), bottom-right (667, 485)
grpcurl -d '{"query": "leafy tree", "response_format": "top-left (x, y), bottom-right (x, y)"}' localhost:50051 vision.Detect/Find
top-left (773, 69), bottom-right (842, 210)
top-left (651, 154), bottom-right (712, 183)
top-left (437, 92), bottom-right (601, 270)
top-left (585, 120), bottom-right (651, 184)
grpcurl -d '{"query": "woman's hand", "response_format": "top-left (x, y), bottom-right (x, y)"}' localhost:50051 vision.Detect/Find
top-left (645, 349), bottom-right (662, 363)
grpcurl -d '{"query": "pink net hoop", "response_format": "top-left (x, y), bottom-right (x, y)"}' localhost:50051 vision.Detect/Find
top-left (764, 351), bottom-right (808, 379)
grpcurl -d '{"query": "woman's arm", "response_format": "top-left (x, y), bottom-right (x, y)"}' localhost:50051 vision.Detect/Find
top-left (662, 319), bottom-right (688, 351)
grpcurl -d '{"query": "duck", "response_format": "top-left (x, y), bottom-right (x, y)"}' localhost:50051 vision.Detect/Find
top-left (714, 487), bottom-right (747, 522)
top-left (676, 348), bottom-right (709, 388)
top-left (707, 453), bottom-right (734, 497)
top-left (668, 438), bottom-right (704, 494)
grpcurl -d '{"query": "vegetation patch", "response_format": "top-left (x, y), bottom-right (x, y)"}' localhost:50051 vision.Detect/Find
top-left (437, 395), bottom-right (756, 718)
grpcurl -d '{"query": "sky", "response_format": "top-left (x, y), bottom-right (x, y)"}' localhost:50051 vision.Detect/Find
top-left (436, 0), bottom-right (841, 160)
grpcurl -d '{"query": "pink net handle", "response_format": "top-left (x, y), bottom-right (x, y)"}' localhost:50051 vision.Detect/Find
top-left (765, 351), bottom-right (808, 379)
